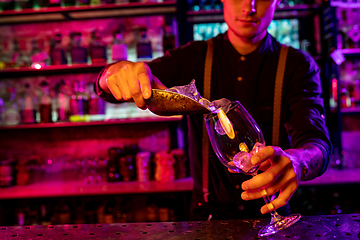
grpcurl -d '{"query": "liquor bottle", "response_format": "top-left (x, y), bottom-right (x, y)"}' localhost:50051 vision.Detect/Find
top-left (58, 200), bottom-right (71, 224)
top-left (162, 24), bottom-right (176, 53)
top-left (0, 40), bottom-right (11, 69)
top-left (19, 83), bottom-right (36, 124)
top-left (3, 88), bottom-right (20, 126)
top-left (11, 39), bottom-right (30, 68)
top-left (0, 0), bottom-right (13, 11)
top-left (136, 28), bottom-right (152, 60)
top-left (39, 81), bottom-right (53, 123)
top-left (30, 39), bottom-right (50, 68)
top-left (106, 147), bottom-right (121, 182)
top-left (89, 31), bottom-right (107, 64)
top-left (61, 0), bottom-right (75, 7)
top-left (55, 79), bottom-right (69, 122)
top-left (76, 0), bottom-right (89, 6)
top-left (48, 0), bottom-right (61, 7)
top-left (13, 0), bottom-right (31, 11)
top-left (111, 30), bottom-right (127, 63)
top-left (87, 83), bottom-right (105, 121)
top-left (103, 200), bottom-right (115, 223)
top-left (40, 204), bottom-right (52, 225)
top-left (50, 34), bottom-right (67, 65)
top-left (70, 32), bottom-right (88, 64)
top-left (69, 80), bottom-right (89, 122)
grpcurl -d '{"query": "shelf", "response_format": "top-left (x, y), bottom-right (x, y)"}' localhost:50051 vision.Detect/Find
top-left (299, 168), bottom-right (360, 186)
top-left (330, 107), bottom-right (360, 115)
top-left (338, 48), bottom-right (360, 58)
top-left (0, 177), bottom-right (193, 199)
top-left (186, 4), bottom-right (320, 23)
top-left (341, 107), bottom-right (360, 115)
top-left (0, 62), bottom-right (107, 78)
top-left (0, 1), bottom-right (177, 24)
top-left (0, 115), bottom-right (183, 130)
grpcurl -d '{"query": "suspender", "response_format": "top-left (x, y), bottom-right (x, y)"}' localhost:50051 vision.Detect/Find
top-left (202, 39), bottom-right (213, 203)
top-left (202, 39), bottom-right (288, 203)
top-left (272, 45), bottom-right (289, 146)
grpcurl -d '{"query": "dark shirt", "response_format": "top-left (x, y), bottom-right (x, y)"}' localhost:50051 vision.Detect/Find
top-left (95, 32), bottom-right (332, 220)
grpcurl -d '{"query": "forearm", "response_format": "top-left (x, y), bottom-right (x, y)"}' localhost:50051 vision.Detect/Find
top-left (286, 144), bottom-right (324, 181)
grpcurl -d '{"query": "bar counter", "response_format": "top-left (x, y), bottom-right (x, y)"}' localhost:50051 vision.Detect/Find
top-left (1, 213), bottom-right (359, 239)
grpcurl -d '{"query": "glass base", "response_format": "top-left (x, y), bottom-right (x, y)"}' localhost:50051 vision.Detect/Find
top-left (258, 213), bottom-right (301, 237)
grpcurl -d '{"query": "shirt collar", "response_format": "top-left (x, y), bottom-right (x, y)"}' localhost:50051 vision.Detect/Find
top-left (223, 31), bottom-right (274, 61)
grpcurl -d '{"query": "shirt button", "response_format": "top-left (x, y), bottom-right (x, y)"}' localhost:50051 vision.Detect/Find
top-left (237, 76), bottom-right (243, 81)
top-left (238, 204), bottom-right (245, 211)
top-left (240, 56), bottom-right (246, 61)
top-left (235, 184), bottom-right (240, 189)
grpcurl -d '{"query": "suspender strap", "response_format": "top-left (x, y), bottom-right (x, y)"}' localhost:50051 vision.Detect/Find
top-left (272, 44), bottom-right (289, 146)
top-left (202, 38), bottom-right (213, 203)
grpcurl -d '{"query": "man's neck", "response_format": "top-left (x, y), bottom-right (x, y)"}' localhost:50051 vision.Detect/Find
top-left (227, 31), bottom-right (267, 55)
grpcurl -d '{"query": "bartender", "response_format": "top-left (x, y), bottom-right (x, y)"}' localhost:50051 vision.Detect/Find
top-left (94, 0), bottom-right (332, 220)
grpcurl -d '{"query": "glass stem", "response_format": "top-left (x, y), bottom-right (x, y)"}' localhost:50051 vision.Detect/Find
top-left (252, 172), bottom-right (282, 224)
top-left (262, 195), bottom-right (282, 224)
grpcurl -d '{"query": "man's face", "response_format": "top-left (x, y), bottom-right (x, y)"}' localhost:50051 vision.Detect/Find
top-left (221, 0), bottom-right (280, 41)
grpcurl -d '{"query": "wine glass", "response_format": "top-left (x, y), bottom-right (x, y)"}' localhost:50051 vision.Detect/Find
top-left (204, 101), bottom-right (301, 237)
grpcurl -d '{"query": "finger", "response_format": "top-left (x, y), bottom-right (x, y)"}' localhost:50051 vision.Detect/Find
top-left (242, 155), bottom-right (292, 191)
top-left (121, 65), bottom-right (146, 109)
top-left (260, 179), bottom-right (297, 214)
top-left (241, 164), bottom-right (297, 200)
top-left (107, 74), bottom-right (123, 100)
top-left (259, 160), bottom-right (271, 171)
top-left (135, 62), bottom-right (152, 99)
top-left (116, 66), bottom-right (132, 101)
top-left (251, 146), bottom-right (278, 166)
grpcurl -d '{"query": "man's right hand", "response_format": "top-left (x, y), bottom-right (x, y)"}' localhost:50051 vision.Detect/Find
top-left (99, 61), bottom-right (166, 110)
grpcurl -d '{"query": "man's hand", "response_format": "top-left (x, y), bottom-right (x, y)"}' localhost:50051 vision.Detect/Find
top-left (99, 61), bottom-right (166, 109)
top-left (229, 146), bottom-right (303, 214)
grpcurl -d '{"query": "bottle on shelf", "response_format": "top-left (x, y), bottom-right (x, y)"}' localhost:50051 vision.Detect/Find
top-left (11, 39), bottom-right (30, 68)
top-left (87, 82), bottom-right (105, 121)
top-left (30, 38), bottom-right (50, 69)
top-left (89, 31), bottom-right (107, 64)
top-left (61, 0), bottom-right (76, 7)
top-left (0, 0), bottom-right (13, 11)
top-left (55, 79), bottom-right (70, 122)
top-left (70, 32), bottom-right (88, 64)
top-left (48, 0), bottom-right (61, 7)
top-left (110, 30), bottom-right (127, 63)
top-left (2, 88), bottom-right (21, 126)
top-left (13, 0), bottom-right (32, 11)
top-left (136, 27), bottom-right (152, 60)
top-left (19, 83), bottom-right (36, 124)
top-left (38, 81), bottom-right (53, 123)
top-left (76, 0), bottom-right (89, 6)
top-left (106, 147), bottom-right (121, 182)
top-left (69, 80), bottom-right (89, 122)
top-left (162, 23), bottom-right (176, 54)
top-left (50, 33), bottom-right (67, 65)
top-left (0, 40), bottom-right (11, 69)
top-left (103, 200), bottom-right (115, 223)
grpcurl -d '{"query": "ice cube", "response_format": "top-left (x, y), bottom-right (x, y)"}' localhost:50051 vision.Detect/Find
top-left (199, 98), bottom-right (211, 109)
top-left (214, 119), bottom-right (226, 135)
top-left (239, 142), bottom-right (249, 152)
top-left (208, 98), bottom-right (231, 113)
top-left (233, 151), bottom-right (256, 173)
top-left (167, 79), bottom-right (202, 102)
top-left (252, 142), bottom-right (265, 154)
